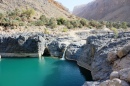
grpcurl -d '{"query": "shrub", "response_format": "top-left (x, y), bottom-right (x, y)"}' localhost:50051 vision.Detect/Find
top-left (111, 27), bottom-right (118, 38)
top-left (15, 17), bottom-right (21, 21)
top-left (39, 15), bottom-right (46, 21)
top-left (89, 20), bottom-right (99, 27)
top-left (70, 20), bottom-right (80, 28)
top-left (80, 18), bottom-right (88, 26)
top-left (11, 20), bottom-right (19, 26)
top-left (96, 23), bottom-right (104, 29)
top-left (21, 15), bottom-right (28, 22)
top-left (7, 9), bottom-right (21, 20)
top-left (100, 21), bottom-right (107, 25)
top-left (44, 28), bottom-right (49, 34)
top-left (64, 20), bottom-right (73, 29)
top-left (57, 18), bottom-right (65, 25)
top-left (121, 22), bottom-right (127, 29)
top-left (48, 18), bottom-right (57, 28)
top-left (79, 23), bottom-right (83, 28)
top-left (62, 28), bottom-right (68, 32)
top-left (19, 22), bottom-right (25, 26)
top-left (34, 20), bottom-right (45, 26)
top-left (22, 8), bottom-right (35, 19)
top-left (0, 13), bottom-right (4, 20)
top-left (127, 23), bottom-right (130, 27)
top-left (39, 15), bottom-right (49, 24)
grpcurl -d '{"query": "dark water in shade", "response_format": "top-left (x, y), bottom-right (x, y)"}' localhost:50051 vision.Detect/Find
top-left (0, 57), bottom-right (86, 86)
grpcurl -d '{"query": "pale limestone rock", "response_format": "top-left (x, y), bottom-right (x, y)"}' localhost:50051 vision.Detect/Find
top-left (110, 71), bottom-right (119, 80)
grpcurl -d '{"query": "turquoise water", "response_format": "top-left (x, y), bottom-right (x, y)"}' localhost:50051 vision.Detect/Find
top-left (0, 57), bottom-right (85, 86)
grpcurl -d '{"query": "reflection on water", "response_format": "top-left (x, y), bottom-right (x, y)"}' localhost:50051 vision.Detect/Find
top-left (0, 57), bottom-right (89, 86)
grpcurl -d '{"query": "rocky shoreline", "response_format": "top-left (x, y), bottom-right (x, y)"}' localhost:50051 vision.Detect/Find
top-left (1, 30), bottom-right (130, 86)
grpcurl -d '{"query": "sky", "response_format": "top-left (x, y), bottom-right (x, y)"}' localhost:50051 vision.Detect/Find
top-left (55, 0), bottom-right (94, 11)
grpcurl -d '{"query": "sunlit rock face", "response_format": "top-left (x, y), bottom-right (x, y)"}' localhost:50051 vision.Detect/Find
top-left (73, 0), bottom-right (130, 22)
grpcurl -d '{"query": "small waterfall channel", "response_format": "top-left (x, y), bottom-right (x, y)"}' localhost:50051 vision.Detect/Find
top-left (60, 42), bottom-right (70, 60)
top-left (61, 47), bottom-right (68, 60)
top-left (0, 55), bottom-right (1, 61)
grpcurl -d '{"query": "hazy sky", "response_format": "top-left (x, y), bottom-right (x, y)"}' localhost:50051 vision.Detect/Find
top-left (55, 0), bottom-right (94, 11)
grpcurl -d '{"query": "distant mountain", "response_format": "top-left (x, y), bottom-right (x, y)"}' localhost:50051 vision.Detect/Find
top-left (73, 0), bottom-right (130, 22)
top-left (0, 0), bottom-right (72, 18)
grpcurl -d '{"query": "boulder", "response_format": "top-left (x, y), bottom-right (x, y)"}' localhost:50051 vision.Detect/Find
top-left (107, 52), bottom-right (118, 62)
top-left (119, 68), bottom-right (130, 82)
top-left (110, 71), bottom-right (119, 80)
top-left (100, 78), bottom-right (129, 86)
top-left (113, 54), bottom-right (130, 71)
top-left (117, 45), bottom-right (130, 58)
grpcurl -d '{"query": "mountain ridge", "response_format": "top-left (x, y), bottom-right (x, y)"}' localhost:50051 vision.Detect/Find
top-left (73, 0), bottom-right (130, 22)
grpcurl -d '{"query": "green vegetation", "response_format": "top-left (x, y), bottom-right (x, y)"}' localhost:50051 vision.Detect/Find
top-left (62, 28), bottom-right (68, 32)
top-left (44, 28), bottom-right (49, 34)
top-left (48, 18), bottom-right (57, 29)
top-left (0, 9), bottom-right (129, 31)
top-left (21, 8), bottom-right (35, 19)
top-left (110, 27), bottom-right (118, 38)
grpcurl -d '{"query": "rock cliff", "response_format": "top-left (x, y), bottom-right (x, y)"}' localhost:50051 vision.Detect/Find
top-left (73, 0), bottom-right (130, 22)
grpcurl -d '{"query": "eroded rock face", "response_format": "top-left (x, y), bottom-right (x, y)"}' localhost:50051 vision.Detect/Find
top-left (47, 37), bottom-right (72, 57)
top-left (47, 40), bottom-right (67, 57)
top-left (76, 32), bottom-right (130, 81)
top-left (65, 41), bottom-right (86, 60)
top-left (100, 44), bottom-right (130, 86)
top-left (113, 54), bottom-right (130, 71)
top-left (0, 32), bottom-right (46, 57)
